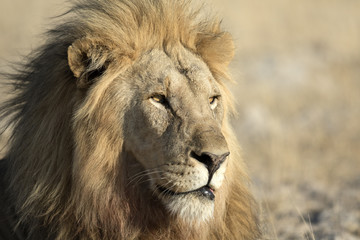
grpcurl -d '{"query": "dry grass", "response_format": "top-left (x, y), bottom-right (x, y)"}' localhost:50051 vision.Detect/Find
top-left (215, 0), bottom-right (360, 239)
top-left (1, 0), bottom-right (360, 239)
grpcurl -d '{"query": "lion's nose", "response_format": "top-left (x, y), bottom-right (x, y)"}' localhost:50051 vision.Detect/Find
top-left (190, 151), bottom-right (229, 176)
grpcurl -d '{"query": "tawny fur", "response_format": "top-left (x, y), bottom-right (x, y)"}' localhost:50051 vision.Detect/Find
top-left (0, 0), bottom-right (260, 239)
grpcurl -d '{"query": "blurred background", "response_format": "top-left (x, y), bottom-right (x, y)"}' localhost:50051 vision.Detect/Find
top-left (1, 0), bottom-right (360, 239)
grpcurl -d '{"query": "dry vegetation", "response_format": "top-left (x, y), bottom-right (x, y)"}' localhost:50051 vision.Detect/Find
top-left (1, 0), bottom-right (360, 239)
top-left (215, 0), bottom-right (360, 239)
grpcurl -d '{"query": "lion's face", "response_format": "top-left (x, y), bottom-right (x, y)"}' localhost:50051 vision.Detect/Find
top-left (120, 47), bottom-right (229, 222)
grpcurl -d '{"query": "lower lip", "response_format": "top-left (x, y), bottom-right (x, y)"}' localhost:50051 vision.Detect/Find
top-left (157, 185), bottom-right (215, 201)
top-left (198, 186), bottom-right (215, 200)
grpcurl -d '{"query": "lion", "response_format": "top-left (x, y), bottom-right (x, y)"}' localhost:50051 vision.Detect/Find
top-left (0, 0), bottom-right (260, 239)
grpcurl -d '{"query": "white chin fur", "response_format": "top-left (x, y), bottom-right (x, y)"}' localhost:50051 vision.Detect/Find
top-left (164, 194), bottom-right (214, 224)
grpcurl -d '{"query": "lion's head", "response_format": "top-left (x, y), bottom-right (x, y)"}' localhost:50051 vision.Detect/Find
top-left (72, 46), bottom-right (231, 223)
top-left (0, 0), bottom-right (260, 239)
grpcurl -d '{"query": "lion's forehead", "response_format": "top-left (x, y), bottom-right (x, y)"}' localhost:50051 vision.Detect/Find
top-left (134, 48), bottom-right (216, 96)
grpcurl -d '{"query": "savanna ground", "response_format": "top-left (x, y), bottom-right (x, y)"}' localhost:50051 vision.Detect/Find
top-left (1, 0), bottom-right (359, 239)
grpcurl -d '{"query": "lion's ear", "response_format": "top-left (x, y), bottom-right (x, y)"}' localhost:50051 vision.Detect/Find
top-left (68, 38), bottom-right (109, 88)
top-left (196, 32), bottom-right (234, 78)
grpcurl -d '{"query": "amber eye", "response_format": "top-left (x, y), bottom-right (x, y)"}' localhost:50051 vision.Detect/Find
top-left (150, 94), bottom-right (166, 104)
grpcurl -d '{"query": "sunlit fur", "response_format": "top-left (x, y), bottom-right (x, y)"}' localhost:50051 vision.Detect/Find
top-left (0, 0), bottom-right (260, 239)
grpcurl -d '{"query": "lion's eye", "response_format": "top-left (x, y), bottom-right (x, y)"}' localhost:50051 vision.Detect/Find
top-left (209, 96), bottom-right (219, 110)
top-left (150, 94), bottom-right (166, 105)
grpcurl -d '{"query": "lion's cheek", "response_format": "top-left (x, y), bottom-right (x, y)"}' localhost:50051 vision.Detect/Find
top-left (141, 107), bottom-right (169, 137)
top-left (125, 106), bottom-right (168, 148)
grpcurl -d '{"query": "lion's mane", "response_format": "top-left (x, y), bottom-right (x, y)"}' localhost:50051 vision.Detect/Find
top-left (0, 0), bottom-right (260, 239)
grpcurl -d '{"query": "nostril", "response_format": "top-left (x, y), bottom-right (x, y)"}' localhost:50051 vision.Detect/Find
top-left (190, 151), bottom-right (229, 174)
top-left (190, 151), bottom-right (213, 170)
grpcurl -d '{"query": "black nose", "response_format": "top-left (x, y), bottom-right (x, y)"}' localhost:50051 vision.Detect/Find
top-left (190, 151), bottom-right (230, 176)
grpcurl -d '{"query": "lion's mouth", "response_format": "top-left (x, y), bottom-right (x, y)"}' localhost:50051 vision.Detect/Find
top-left (157, 185), bottom-right (215, 201)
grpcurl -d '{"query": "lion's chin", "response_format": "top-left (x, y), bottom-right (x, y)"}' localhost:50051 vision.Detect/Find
top-left (160, 191), bottom-right (215, 224)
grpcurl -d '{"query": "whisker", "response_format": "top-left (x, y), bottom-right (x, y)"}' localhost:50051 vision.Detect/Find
top-left (132, 176), bottom-right (167, 187)
top-left (126, 169), bottom-right (164, 187)
top-left (126, 163), bottom-right (168, 184)
top-left (154, 180), bottom-right (177, 198)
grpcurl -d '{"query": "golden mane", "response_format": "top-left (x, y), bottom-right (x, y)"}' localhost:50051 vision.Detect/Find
top-left (0, 0), bottom-right (260, 239)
